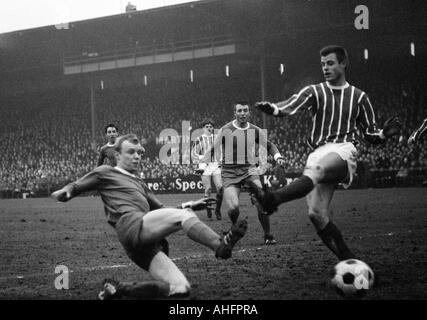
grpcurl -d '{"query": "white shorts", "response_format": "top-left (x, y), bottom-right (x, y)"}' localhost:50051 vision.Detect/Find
top-left (201, 162), bottom-right (221, 176)
top-left (304, 142), bottom-right (358, 189)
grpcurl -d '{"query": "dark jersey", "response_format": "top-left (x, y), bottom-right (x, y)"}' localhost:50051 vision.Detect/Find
top-left (65, 165), bottom-right (163, 224)
top-left (97, 143), bottom-right (117, 167)
top-left (202, 120), bottom-right (280, 170)
top-left (276, 82), bottom-right (385, 149)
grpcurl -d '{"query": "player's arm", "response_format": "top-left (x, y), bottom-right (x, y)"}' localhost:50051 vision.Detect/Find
top-left (51, 169), bottom-right (101, 202)
top-left (191, 137), bottom-right (203, 163)
top-left (357, 93), bottom-right (402, 144)
top-left (255, 86), bottom-right (314, 117)
top-left (408, 118), bottom-right (427, 145)
top-left (257, 127), bottom-right (285, 166)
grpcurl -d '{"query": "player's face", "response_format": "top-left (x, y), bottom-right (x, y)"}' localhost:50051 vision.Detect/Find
top-left (117, 140), bottom-right (144, 173)
top-left (203, 124), bottom-right (214, 135)
top-left (234, 104), bottom-right (250, 124)
top-left (321, 53), bottom-right (346, 84)
top-left (106, 127), bottom-right (118, 143)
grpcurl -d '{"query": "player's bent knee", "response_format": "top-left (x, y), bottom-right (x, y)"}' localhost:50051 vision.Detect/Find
top-left (303, 164), bottom-right (325, 185)
top-left (308, 207), bottom-right (328, 229)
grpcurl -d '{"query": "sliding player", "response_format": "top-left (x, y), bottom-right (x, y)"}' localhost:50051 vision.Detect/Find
top-left (52, 134), bottom-right (247, 299)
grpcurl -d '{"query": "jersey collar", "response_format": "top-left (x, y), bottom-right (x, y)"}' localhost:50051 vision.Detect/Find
top-left (326, 81), bottom-right (350, 90)
top-left (232, 120), bottom-right (250, 130)
top-left (114, 166), bottom-right (137, 178)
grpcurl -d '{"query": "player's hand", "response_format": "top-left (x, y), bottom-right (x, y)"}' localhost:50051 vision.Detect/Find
top-left (254, 101), bottom-right (276, 115)
top-left (383, 116), bottom-right (402, 138)
top-left (181, 197), bottom-right (216, 211)
top-left (51, 189), bottom-right (71, 202)
top-left (276, 157), bottom-right (285, 167)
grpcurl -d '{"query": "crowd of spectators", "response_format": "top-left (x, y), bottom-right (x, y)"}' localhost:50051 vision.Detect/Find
top-left (1, 74), bottom-right (426, 196)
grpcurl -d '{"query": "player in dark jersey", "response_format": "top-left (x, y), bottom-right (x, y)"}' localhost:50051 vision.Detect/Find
top-left (408, 118), bottom-right (427, 145)
top-left (253, 45), bottom-right (402, 260)
top-left (97, 124), bottom-right (119, 167)
top-left (192, 118), bottom-right (223, 220)
top-left (202, 102), bottom-right (285, 245)
top-left (51, 134), bottom-right (247, 300)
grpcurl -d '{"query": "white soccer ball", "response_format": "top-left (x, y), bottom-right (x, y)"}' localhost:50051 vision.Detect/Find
top-left (331, 259), bottom-right (375, 299)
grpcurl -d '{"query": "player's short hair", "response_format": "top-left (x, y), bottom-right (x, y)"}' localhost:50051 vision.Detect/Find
top-left (114, 134), bottom-right (139, 153)
top-left (105, 123), bottom-right (118, 134)
top-left (234, 100), bottom-right (250, 111)
top-left (320, 45), bottom-right (349, 66)
top-left (201, 118), bottom-right (215, 127)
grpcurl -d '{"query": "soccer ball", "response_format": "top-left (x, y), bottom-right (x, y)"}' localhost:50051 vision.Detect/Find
top-left (331, 259), bottom-right (375, 299)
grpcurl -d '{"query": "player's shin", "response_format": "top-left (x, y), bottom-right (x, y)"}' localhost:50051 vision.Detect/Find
top-left (227, 207), bottom-right (240, 224)
top-left (215, 187), bottom-right (223, 218)
top-left (317, 221), bottom-right (355, 260)
top-left (181, 215), bottom-right (221, 251)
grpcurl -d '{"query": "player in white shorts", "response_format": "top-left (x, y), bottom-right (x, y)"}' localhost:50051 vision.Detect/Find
top-left (193, 118), bottom-right (223, 220)
top-left (252, 45), bottom-right (401, 260)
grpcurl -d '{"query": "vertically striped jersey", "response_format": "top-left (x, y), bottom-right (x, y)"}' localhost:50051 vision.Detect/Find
top-left (192, 134), bottom-right (217, 163)
top-left (275, 81), bottom-right (385, 149)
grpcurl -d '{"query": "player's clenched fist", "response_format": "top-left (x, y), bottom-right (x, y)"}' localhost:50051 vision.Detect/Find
top-left (51, 188), bottom-right (72, 202)
top-left (254, 101), bottom-right (277, 115)
top-left (383, 116), bottom-right (402, 138)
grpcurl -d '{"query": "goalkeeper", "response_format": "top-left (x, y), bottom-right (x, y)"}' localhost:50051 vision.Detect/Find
top-left (52, 134), bottom-right (247, 300)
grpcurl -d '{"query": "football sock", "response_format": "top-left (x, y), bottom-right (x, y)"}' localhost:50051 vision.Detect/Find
top-left (118, 280), bottom-right (170, 298)
top-left (215, 188), bottom-right (223, 213)
top-left (272, 175), bottom-right (314, 204)
top-left (318, 221), bottom-right (355, 260)
top-left (227, 208), bottom-right (240, 225)
top-left (182, 216), bottom-right (221, 251)
top-left (257, 211), bottom-right (270, 235)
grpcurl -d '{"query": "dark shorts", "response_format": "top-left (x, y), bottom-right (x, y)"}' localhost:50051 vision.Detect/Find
top-left (114, 211), bottom-right (169, 271)
top-left (221, 165), bottom-right (260, 189)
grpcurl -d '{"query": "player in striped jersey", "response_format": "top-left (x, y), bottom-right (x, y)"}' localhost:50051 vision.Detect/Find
top-left (192, 118), bottom-right (223, 220)
top-left (97, 124), bottom-right (119, 167)
top-left (408, 118), bottom-right (427, 145)
top-left (202, 102), bottom-right (285, 245)
top-left (51, 134), bottom-right (247, 299)
top-left (253, 45), bottom-right (401, 260)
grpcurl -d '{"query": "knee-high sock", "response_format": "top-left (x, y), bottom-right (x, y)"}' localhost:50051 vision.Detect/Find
top-left (228, 207), bottom-right (240, 225)
top-left (272, 175), bottom-right (314, 204)
top-left (117, 280), bottom-right (170, 298)
top-left (215, 188), bottom-right (223, 213)
top-left (257, 211), bottom-right (270, 236)
top-left (182, 216), bottom-right (221, 251)
top-left (318, 221), bottom-right (355, 260)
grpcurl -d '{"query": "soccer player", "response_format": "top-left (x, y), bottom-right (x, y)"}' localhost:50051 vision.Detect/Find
top-left (192, 118), bottom-right (223, 220)
top-left (51, 134), bottom-right (247, 300)
top-left (408, 118), bottom-right (427, 145)
top-left (202, 102), bottom-right (285, 245)
top-left (97, 124), bottom-right (120, 167)
top-left (253, 45), bottom-right (401, 260)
